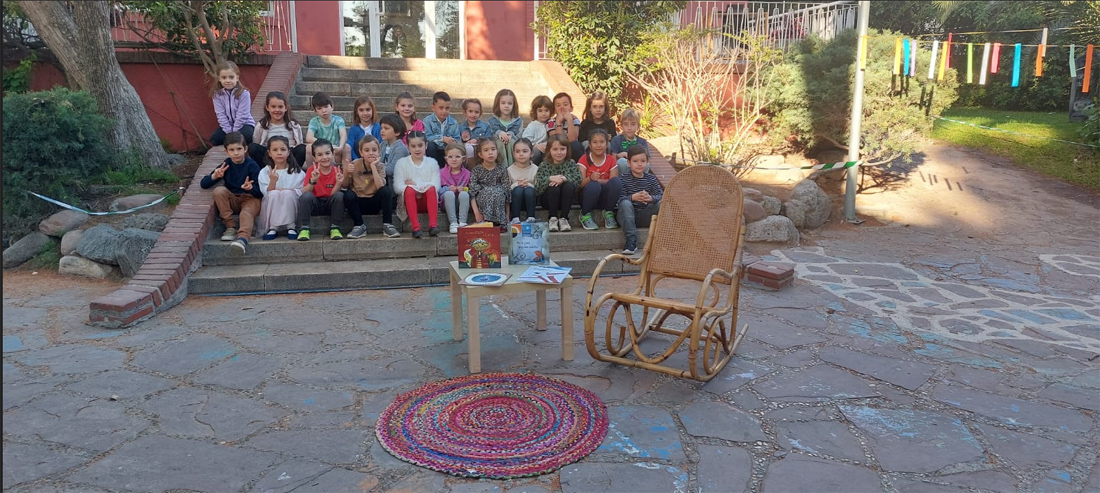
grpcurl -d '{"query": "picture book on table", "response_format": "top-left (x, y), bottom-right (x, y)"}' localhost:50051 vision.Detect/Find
top-left (457, 222), bottom-right (501, 269)
top-left (517, 265), bottom-right (572, 284)
top-left (509, 220), bottom-right (551, 265)
top-left (459, 272), bottom-right (511, 287)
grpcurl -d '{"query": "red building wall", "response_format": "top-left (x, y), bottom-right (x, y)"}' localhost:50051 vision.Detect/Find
top-left (464, 1), bottom-right (534, 61)
top-left (29, 62), bottom-right (269, 152)
top-left (294, 0), bottom-right (343, 55)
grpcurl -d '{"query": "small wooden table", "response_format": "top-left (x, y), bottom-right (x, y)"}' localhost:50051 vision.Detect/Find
top-left (449, 257), bottom-right (574, 373)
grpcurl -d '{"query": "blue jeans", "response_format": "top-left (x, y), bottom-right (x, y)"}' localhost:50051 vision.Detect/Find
top-left (511, 186), bottom-right (536, 220)
top-left (617, 198), bottom-right (660, 242)
top-left (581, 177), bottom-right (622, 215)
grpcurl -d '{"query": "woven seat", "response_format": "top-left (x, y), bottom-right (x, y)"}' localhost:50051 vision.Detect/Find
top-left (583, 165), bottom-right (749, 382)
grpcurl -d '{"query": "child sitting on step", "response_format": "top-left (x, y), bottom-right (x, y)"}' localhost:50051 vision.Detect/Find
top-left (469, 138), bottom-right (511, 231)
top-left (202, 131), bottom-right (262, 254)
top-left (440, 142), bottom-right (472, 234)
top-left (617, 146), bottom-right (663, 255)
top-left (508, 138), bottom-right (538, 223)
top-left (296, 139), bottom-right (346, 241)
top-left (257, 136), bottom-right (305, 240)
top-left (343, 135), bottom-right (400, 239)
top-left (393, 131), bottom-right (441, 238)
top-left (533, 134), bottom-right (582, 232)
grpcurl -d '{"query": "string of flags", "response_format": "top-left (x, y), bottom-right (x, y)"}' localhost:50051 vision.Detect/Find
top-left (861, 28), bottom-right (1094, 92)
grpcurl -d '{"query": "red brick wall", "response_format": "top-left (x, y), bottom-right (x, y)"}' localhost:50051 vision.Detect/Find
top-left (294, 0), bottom-right (343, 55)
top-left (465, 1), bottom-right (533, 61)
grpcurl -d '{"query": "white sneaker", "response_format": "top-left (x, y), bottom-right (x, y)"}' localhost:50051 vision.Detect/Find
top-left (220, 227), bottom-right (237, 241)
top-left (548, 217), bottom-right (559, 232)
top-left (559, 218), bottom-right (572, 232)
top-left (458, 222), bottom-right (468, 228)
top-left (449, 223), bottom-right (459, 234)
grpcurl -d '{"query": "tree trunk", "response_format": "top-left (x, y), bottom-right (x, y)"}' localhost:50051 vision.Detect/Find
top-left (19, 1), bottom-right (169, 170)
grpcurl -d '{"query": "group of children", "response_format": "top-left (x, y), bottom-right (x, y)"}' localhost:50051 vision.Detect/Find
top-left (203, 60), bottom-right (663, 255)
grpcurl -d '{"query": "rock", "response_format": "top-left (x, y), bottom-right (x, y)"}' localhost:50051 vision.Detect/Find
top-left (742, 187), bottom-right (764, 202)
top-left (760, 196), bottom-right (782, 215)
top-left (59, 255), bottom-right (115, 279)
top-left (121, 213), bottom-right (170, 233)
top-left (60, 230), bottom-right (84, 256)
top-left (784, 179), bottom-right (832, 228)
top-left (110, 194), bottom-right (164, 212)
top-left (746, 215), bottom-right (800, 244)
top-left (166, 153), bottom-right (187, 166)
top-left (814, 149), bottom-right (848, 165)
top-left (3, 232), bottom-right (53, 269)
top-left (116, 228), bottom-right (161, 277)
top-left (743, 199), bottom-right (768, 223)
top-left (75, 224), bottom-right (121, 265)
top-left (38, 210), bottom-right (90, 237)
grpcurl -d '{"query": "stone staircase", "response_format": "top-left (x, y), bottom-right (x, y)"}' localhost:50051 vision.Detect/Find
top-left (189, 56), bottom-right (640, 295)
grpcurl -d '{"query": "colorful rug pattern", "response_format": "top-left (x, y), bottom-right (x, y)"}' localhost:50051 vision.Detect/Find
top-left (375, 372), bottom-right (609, 479)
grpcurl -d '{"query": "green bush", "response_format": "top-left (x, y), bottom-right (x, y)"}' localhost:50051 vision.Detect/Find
top-left (1081, 103), bottom-right (1100, 150)
top-left (2, 54), bottom-right (35, 96)
top-left (766, 30), bottom-right (960, 164)
top-left (2, 88), bottom-right (114, 241)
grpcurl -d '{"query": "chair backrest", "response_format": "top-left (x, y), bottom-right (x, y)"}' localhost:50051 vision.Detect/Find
top-left (647, 165), bottom-right (744, 282)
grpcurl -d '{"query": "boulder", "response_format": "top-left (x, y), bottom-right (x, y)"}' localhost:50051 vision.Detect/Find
top-left (746, 215), bottom-right (800, 244)
top-left (742, 187), bottom-right (764, 202)
top-left (38, 210), bottom-right (90, 237)
top-left (75, 224), bottom-right (121, 265)
top-left (760, 196), bottom-right (782, 216)
top-left (110, 194), bottom-right (164, 212)
top-left (116, 228), bottom-right (162, 278)
top-left (59, 255), bottom-right (115, 279)
top-left (60, 229), bottom-right (84, 256)
top-left (121, 213), bottom-right (170, 233)
top-left (166, 153), bottom-right (187, 166)
top-left (743, 199), bottom-right (768, 223)
top-left (3, 232), bottom-right (53, 269)
top-left (784, 179), bottom-right (831, 228)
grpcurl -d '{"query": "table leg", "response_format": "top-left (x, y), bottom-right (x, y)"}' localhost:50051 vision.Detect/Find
top-left (467, 294), bottom-right (481, 373)
top-left (536, 289), bottom-right (547, 331)
top-left (451, 272), bottom-right (464, 341)
top-left (560, 284), bottom-right (574, 361)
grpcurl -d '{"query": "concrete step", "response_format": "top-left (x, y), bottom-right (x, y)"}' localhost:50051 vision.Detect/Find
top-left (306, 55), bottom-right (539, 72)
top-left (204, 217), bottom-right (647, 266)
top-left (299, 67), bottom-right (542, 85)
top-left (189, 249), bottom-right (643, 295)
top-left (290, 94), bottom-right (543, 117)
top-left (295, 81), bottom-right (550, 99)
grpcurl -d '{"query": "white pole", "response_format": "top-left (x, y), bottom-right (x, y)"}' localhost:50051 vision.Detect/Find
top-left (844, 0), bottom-right (870, 222)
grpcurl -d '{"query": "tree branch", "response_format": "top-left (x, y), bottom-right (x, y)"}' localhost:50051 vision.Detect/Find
top-left (816, 133), bottom-right (851, 152)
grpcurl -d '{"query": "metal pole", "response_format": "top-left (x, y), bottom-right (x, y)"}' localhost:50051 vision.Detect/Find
top-left (844, 0), bottom-right (870, 223)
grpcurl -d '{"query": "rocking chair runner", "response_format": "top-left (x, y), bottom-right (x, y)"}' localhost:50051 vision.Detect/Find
top-left (583, 165), bottom-right (749, 382)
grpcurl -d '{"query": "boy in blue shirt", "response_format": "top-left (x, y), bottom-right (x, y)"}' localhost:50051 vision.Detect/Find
top-left (617, 146), bottom-right (663, 255)
top-left (201, 131), bottom-right (263, 254)
top-left (423, 91), bottom-right (462, 167)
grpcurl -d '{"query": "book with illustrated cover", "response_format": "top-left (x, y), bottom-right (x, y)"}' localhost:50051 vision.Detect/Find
top-left (459, 272), bottom-right (511, 287)
top-left (457, 222), bottom-right (502, 269)
top-left (509, 220), bottom-right (551, 265)
top-left (517, 265), bottom-right (572, 284)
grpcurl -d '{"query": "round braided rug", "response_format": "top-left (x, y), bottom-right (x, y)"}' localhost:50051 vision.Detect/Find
top-left (375, 372), bottom-right (609, 479)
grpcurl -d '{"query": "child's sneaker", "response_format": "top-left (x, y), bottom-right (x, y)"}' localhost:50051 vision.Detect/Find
top-left (449, 223), bottom-right (459, 234)
top-left (548, 217), bottom-right (559, 231)
top-left (262, 229), bottom-right (277, 241)
top-left (220, 227), bottom-right (237, 241)
top-left (330, 228), bottom-right (344, 240)
top-left (603, 211), bottom-right (619, 229)
top-left (559, 218), bottom-right (572, 232)
top-left (231, 237), bottom-right (248, 254)
top-left (428, 226), bottom-right (440, 237)
top-left (297, 229), bottom-right (311, 241)
top-left (458, 222), bottom-right (468, 228)
top-left (348, 225), bottom-right (368, 239)
top-left (382, 223), bottom-right (400, 238)
top-left (287, 229), bottom-right (299, 240)
top-left (622, 237), bottom-right (638, 255)
top-left (510, 217), bottom-right (521, 225)
top-left (412, 229), bottom-right (423, 239)
top-left (580, 213), bottom-right (598, 230)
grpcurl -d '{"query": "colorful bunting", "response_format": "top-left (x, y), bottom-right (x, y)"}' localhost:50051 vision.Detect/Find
top-left (979, 42), bottom-right (991, 85)
top-left (1035, 27), bottom-right (1048, 77)
top-left (928, 40), bottom-right (939, 80)
top-left (1069, 44), bottom-right (1076, 78)
top-left (893, 38), bottom-right (903, 75)
top-left (967, 43), bottom-right (974, 83)
top-left (991, 43), bottom-right (1002, 73)
top-left (903, 39), bottom-right (911, 76)
top-left (1012, 43), bottom-right (1021, 87)
top-left (1084, 45), bottom-right (1094, 93)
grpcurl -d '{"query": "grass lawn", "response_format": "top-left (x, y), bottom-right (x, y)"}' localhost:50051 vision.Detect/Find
top-left (932, 107), bottom-right (1099, 191)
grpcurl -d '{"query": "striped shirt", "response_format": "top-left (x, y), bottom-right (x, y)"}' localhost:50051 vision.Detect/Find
top-left (619, 171), bottom-right (663, 206)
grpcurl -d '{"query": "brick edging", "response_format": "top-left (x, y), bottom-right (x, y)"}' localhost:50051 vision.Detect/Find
top-left (88, 53), bottom-right (306, 328)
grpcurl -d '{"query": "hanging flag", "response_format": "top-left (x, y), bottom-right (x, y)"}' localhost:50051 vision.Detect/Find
top-left (946, 33), bottom-right (953, 69)
top-left (903, 39), bottom-right (911, 76)
top-left (859, 35), bottom-right (867, 70)
top-left (1084, 45), bottom-right (1094, 93)
top-left (979, 42), bottom-right (991, 85)
top-left (893, 38), bottom-right (903, 75)
top-left (967, 43), bottom-right (974, 83)
top-left (1069, 44), bottom-right (1077, 78)
top-left (928, 40), bottom-right (939, 80)
top-left (910, 39), bottom-right (918, 76)
top-left (1012, 43), bottom-right (1021, 87)
top-left (1036, 27), bottom-right (1048, 77)
top-left (991, 43), bottom-right (1002, 73)
top-left (1040, 27), bottom-right (1048, 57)
top-left (939, 38), bottom-right (949, 80)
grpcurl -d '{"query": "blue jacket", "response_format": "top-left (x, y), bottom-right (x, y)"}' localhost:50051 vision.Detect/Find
top-left (423, 114), bottom-right (462, 147)
top-left (348, 122), bottom-right (382, 160)
top-left (201, 157), bottom-right (263, 198)
top-left (460, 119), bottom-right (492, 142)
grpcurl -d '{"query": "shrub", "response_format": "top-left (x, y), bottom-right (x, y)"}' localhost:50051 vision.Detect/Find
top-left (2, 54), bottom-right (35, 96)
top-left (1081, 103), bottom-right (1099, 150)
top-left (766, 30), bottom-right (960, 165)
top-left (2, 88), bottom-right (114, 242)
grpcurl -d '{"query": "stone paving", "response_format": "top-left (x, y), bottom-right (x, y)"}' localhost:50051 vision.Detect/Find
top-left (4, 233), bottom-right (1098, 492)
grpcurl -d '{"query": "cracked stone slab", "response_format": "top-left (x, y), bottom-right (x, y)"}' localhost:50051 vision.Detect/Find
top-left (596, 406), bottom-right (685, 461)
top-left (244, 429), bottom-right (370, 464)
top-left (839, 406), bottom-right (985, 473)
top-left (749, 323), bottom-right (828, 349)
top-left (128, 335), bottom-right (238, 376)
top-left (976, 424), bottom-right (1078, 468)
top-left (62, 370), bottom-right (175, 400)
top-left (2, 442), bottom-right (86, 489)
top-left (753, 364), bottom-right (879, 402)
top-left (703, 359), bottom-right (773, 395)
top-left (819, 347), bottom-right (936, 390)
top-left (938, 469), bottom-right (1019, 492)
top-left (679, 401), bottom-right (767, 443)
top-left (1038, 383), bottom-right (1100, 411)
top-left (261, 384), bottom-right (357, 412)
top-left (286, 467), bottom-right (378, 492)
top-left (68, 435), bottom-right (280, 491)
top-left (560, 462), bottom-right (688, 493)
top-left (249, 460), bottom-right (334, 493)
top-left (288, 356), bottom-right (425, 390)
top-left (762, 455), bottom-right (881, 492)
top-left (932, 385), bottom-right (1092, 431)
top-left (696, 445), bottom-right (751, 492)
top-left (14, 345), bottom-right (125, 374)
top-left (145, 387), bottom-right (286, 441)
top-left (192, 353), bottom-right (282, 391)
top-left (4, 393), bottom-right (150, 452)
top-left (776, 421), bottom-right (866, 462)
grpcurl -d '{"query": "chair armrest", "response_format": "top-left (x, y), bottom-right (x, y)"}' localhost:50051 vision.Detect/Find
top-left (694, 267), bottom-right (736, 309)
top-left (585, 253), bottom-right (645, 314)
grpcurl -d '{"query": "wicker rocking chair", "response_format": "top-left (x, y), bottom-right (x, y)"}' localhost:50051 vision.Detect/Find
top-left (583, 165), bottom-right (749, 382)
